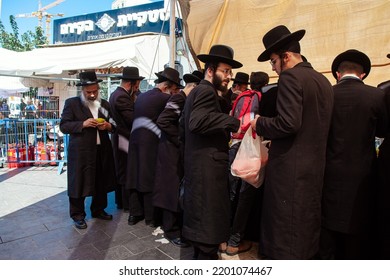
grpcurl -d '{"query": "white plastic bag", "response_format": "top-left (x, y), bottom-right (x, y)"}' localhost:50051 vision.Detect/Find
top-left (231, 127), bottom-right (269, 188)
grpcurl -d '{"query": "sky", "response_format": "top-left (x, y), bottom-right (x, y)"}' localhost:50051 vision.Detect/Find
top-left (0, 0), bottom-right (158, 38)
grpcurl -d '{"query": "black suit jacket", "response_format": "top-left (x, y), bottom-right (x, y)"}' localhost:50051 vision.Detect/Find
top-left (109, 86), bottom-right (135, 184)
top-left (60, 97), bottom-right (116, 197)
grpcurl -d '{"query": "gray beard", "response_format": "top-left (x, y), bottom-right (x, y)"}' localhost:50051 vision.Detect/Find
top-left (80, 93), bottom-right (101, 109)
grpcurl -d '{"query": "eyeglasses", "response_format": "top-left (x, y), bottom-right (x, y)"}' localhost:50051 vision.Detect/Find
top-left (269, 57), bottom-right (279, 66)
top-left (217, 68), bottom-right (233, 76)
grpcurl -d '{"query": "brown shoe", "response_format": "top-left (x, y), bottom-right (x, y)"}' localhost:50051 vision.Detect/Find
top-left (226, 240), bottom-right (252, 256)
top-left (218, 242), bottom-right (227, 253)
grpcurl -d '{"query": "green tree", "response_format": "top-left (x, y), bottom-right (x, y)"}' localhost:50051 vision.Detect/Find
top-left (0, 16), bottom-right (47, 100)
top-left (0, 15), bottom-right (46, 51)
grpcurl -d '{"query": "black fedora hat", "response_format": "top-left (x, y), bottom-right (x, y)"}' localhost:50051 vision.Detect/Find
top-left (76, 71), bottom-right (103, 86)
top-left (331, 49), bottom-right (371, 80)
top-left (197, 44), bottom-right (243, 69)
top-left (117, 66), bottom-right (144, 80)
top-left (232, 72), bottom-right (250, 84)
top-left (258, 25), bottom-right (306, 62)
top-left (155, 67), bottom-right (182, 87)
top-left (154, 71), bottom-right (162, 84)
top-left (183, 70), bottom-right (203, 84)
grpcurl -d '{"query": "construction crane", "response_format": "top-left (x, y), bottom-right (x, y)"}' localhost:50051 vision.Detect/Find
top-left (15, 0), bottom-right (65, 44)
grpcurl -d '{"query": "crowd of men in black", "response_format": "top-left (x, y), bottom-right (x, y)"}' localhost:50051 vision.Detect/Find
top-left (60, 24), bottom-right (390, 260)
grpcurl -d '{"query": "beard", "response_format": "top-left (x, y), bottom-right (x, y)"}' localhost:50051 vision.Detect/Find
top-left (213, 72), bottom-right (229, 92)
top-left (80, 92), bottom-right (101, 109)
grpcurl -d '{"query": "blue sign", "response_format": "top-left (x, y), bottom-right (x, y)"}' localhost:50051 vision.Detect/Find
top-left (52, 1), bottom-right (182, 44)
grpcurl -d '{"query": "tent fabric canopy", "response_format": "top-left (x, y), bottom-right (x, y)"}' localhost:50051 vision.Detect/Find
top-left (0, 33), bottom-right (171, 80)
top-left (179, 0), bottom-right (390, 86)
top-left (0, 48), bottom-right (57, 76)
top-left (0, 76), bottom-right (29, 96)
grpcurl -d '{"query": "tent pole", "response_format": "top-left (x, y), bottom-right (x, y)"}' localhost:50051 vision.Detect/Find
top-left (169, 0), bottom-right (176, 68)
top-left (107, 76), bottom-right (112, 98)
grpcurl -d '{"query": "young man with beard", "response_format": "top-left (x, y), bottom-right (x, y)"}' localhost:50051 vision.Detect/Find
top-left (182, 45), bottom-right (242, 259)
top-left (218, 72), bottom-right (249, 114)
top-left (60, 71), bottom-right (116, 229)
top-left (251, 25), bottom-right (333, 259)
top-left (251, 25), bottom-right (334, 259)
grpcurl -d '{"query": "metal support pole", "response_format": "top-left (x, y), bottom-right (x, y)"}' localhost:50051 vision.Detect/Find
top-left (169, 0), bottom-right (176, 68)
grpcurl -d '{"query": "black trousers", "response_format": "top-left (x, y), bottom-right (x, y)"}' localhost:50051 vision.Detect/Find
top-left (128, 189), bottom-right (154, 222)
top-left (69, 146), bottom-right (108, 220)
top-left (190, 241), bottom-right (219, 260)
top-left (228, 142), bottom-right (241, 215)
top-left (319, 227), bottom-right (371, 260)
top-left (161, 208), bottom-right (182, 240)
top-left (228, 141), bottom-right (261, 247)
top-left (129, 189), bottom-right (143, 216)
top-left (69, 194), bottom-right (107, 220)
top-left (228, 183), bottom-right (258, 247)
top-left (115, 184), bottom-right (129, 209)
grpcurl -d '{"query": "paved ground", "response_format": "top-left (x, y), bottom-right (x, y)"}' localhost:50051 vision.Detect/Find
top-left (0, 165), bottom-right (260, 260)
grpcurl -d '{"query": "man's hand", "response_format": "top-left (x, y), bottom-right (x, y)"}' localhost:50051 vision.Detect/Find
top-left (83, 118), bottom-right (99, 128)
top-left (232, 126), bottom-right (241, 138)
top-left (250, 114), bottom-right (260, 132)
top-left (97, 121), bottom-right (112, 131)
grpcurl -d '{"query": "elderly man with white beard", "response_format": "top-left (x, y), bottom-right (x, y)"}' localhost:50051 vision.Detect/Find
top-left (60, 71), bottom-right (117, 230)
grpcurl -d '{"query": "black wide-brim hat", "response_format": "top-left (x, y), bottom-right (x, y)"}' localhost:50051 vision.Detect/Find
top-left (331, 49), bottom-right (371, 80)
top-left (197, 44), bottom-right (243, 69)
top-left (258, 25), bottom-right (306, 62)
top-left (117, 66), bottom-right (145, 80)
top-left (232, 72), bottom-right (250, 84)
top-left (76, 71), bottom-right (103, 86)
top-left (183, 70), bottom-right (203, 84)
top-left (155, 67), bottom-right (183, 88)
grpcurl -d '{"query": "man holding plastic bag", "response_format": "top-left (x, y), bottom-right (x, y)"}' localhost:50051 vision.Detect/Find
top-left (221, 72), bottom-right (269, 256)
top-left (251, 25), bottom-right (334, 260)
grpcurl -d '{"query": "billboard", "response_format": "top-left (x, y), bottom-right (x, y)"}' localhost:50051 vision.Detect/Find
top-left (52, 1), bottom-right (182, 44)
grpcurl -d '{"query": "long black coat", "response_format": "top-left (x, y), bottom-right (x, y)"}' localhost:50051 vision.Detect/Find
top-left (376, 81), bottom-right (390, 258)
top-left (322, 78), bottom-right (388, 234)
top-left (125, 88), bottom-right (170, 192)
top-left (256, 62), bottom-right (334, 259)
top-left (109, 86), bottom-right (135, 185)
top-left (153, 91), bottom-right (186, 212)
top-left (60, 97), bottom-right (116, 198)
top-left (182, 80), bottom-right (240, 245)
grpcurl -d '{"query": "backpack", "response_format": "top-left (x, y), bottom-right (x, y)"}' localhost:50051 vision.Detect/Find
top-left (231, 89), bottom-right (261, 139)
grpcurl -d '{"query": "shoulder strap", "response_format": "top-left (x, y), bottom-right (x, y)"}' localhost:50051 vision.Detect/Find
top-left (231, 90), bottom-right (255, 116)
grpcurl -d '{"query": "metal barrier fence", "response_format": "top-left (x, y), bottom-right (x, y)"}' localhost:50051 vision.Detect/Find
top-left (0, 118), bottom-right (68, 173)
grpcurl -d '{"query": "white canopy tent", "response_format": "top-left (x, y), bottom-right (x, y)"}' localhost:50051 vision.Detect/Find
top-left (0, 48), bottom-right (59, 77)
top-left (0, 32), bottom-right (183, 82)
top-left (27, 33), bottom-right (172, 79)
top-left (0, 76), bottom-right (29, 97)
top-left (0, 32), bottom-right (190, 112)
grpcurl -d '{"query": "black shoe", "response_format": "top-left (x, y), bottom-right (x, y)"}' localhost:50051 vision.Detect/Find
top-left (92, 211), bottom-right (113, 220)
top-left (128, 215), bottom-right (144, 225)
top-left (168, 237), bottom-right (190, 248)
top-left (73, 219), bottom-right (87, 229)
